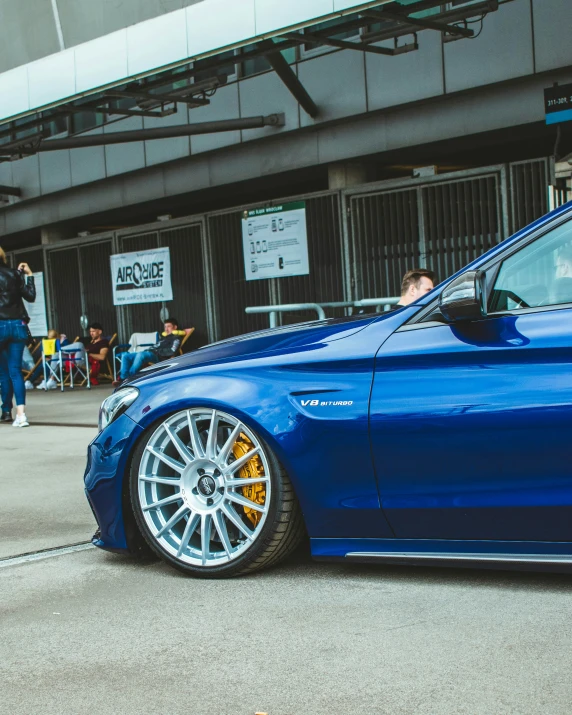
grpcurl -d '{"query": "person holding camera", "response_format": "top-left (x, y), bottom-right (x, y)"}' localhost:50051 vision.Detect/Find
top-left (0, 247), bottom-right (36, 427)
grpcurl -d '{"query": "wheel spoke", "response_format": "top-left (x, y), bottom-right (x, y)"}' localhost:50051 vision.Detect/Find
top-left (164, 423), bottom-right (193, 464)
top-left (221, 503), bottom-right (254, 541)
top-left (225, 476), bottom-right (268, 489)
top-left (156, 504), bottom-right (189, 537)
top-left (223, 446), bottom-right (261, 476)
top-left (176, 511), bottom-right (200, 557)
top-left (216, 423), bottom-right (241, 467)
top-left (146, 446), bottom-right (185, 474)
top-left (142, 492), bottom-right (183, 511)
top-left (200, 514), bottom-right (212, 565)
top-left (139, 408), bottom-right (273, 568)
top-left (187, 411), bottom-right (206, 459)
top-left (206, 410), bottom-right (220, 460)
top-left (226, 491), bottom-right (266, 513)
top-left (140, 474), bottom-right (181, 486)
top-left (213, 510), bottom-right (233, 557)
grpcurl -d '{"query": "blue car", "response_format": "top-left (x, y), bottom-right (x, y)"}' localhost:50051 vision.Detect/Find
top-left (85, 202), bottom-right (572, 578)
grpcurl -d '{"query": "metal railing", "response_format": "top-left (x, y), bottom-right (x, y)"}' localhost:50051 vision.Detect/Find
top-left (245, 298), bottom-right (400, 328)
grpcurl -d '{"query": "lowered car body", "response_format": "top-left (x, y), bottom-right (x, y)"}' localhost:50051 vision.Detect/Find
top-left (85, 201), bottom-right (572, 577)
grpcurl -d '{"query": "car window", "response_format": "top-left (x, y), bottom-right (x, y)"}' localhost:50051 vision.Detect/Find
top-left (489, 219), bottom-right (572, 313)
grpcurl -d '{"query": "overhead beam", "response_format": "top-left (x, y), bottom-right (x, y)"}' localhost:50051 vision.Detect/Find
top-left (258, 40), bottom-right (319, 118)
top-left (104, 89), bottom-right (210, 108)
top-left (65, 103), bottom-right (178, 119)
top-left (0, 114), bottom-right (285, 154)
top-left (0, 183), bottom-right (20, 196)
top-left (361, 0), bottom-right (498, 43)
top-left (363, 8), bottom-right (473, 38)
top-left (283, 31), bottom-right (415, 56)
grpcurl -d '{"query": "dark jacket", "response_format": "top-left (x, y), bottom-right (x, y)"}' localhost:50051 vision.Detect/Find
top-left (151, 333), bottom-right (181, 359)
top-left (0, 264), bottom-right (36, 320)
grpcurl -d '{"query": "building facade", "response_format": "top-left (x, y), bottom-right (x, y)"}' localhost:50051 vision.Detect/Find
top-left (0, 0), bottom-right (571, 344)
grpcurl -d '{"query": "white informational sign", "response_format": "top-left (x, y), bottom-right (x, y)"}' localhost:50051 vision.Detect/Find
top-left (110, 247), bottom-right (173, 306)
top-left (24, 272), bottom-right (48, 337)
top-left (242, 201), bottom-right (310, 281)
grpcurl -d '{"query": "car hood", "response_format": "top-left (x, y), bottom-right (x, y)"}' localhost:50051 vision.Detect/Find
top-left (128, 313), bottom-right (385, 383)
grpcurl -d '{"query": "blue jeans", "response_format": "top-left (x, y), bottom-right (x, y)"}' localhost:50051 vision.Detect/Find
top-left (0, 349), bottom-right (13, 412)
top-left (120, 350), bottom-right (157, 378)
top-left (0, 319), bottom-right (28, 407)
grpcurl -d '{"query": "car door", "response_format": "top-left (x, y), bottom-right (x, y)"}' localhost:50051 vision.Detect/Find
top-left (370, 213), bottom-right (572, 543)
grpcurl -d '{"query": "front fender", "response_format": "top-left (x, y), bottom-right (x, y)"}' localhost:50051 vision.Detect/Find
top-left (125, 351), bottom-right (395, 539)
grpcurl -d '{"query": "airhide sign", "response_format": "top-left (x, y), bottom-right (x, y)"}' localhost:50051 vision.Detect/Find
top-left (110, 247), bottom-right (173, 306)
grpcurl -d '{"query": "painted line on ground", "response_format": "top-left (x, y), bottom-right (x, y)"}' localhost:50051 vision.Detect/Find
top-left (0, 542), bottom-right (94, 569)
top-left (25, 422), bottom-right (98, 428)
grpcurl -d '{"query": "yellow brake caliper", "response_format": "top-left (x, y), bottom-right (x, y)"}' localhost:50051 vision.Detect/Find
top-left (232, 434), bottom-right (266, 527)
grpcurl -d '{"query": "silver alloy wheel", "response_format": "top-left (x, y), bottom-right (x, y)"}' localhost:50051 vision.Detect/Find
top-left (138, 408), bottom-right (271, 567)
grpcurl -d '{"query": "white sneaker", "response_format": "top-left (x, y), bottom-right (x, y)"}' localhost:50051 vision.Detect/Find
top-left (46, 378), bottom-right (58, 390)
top-left (12, 414), bottom-right (29, 428)
top-left (25, 380), bottom-right (34, 390)
top-left (37, 379), bottom-right (47, 390)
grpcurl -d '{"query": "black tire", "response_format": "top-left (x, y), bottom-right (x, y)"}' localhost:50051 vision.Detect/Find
top-left (130, 413), bottom-right (305, 578)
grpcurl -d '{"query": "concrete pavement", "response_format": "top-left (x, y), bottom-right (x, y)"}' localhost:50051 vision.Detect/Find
top-left (0, 386), bottom-right (109, 557)
top-left (23, 383), bottom-right (112, 426)
top-left (1, 388), bottom-right (572, 714)
top-left (1, 550), bottom-right (572, 714)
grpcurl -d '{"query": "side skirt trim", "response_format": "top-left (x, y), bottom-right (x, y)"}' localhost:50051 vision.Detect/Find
top-left (345, 551), bottom-right (572, 565)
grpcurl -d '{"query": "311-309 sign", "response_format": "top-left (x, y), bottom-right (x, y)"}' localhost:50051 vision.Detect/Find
top-left (544, 83), bottom-right (572, 125)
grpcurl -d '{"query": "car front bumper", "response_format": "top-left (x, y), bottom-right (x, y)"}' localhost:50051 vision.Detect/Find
top-left (84, 413), bottom-right (144, 553)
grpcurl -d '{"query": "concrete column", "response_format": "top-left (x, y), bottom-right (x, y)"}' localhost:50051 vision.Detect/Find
top-left (328, 162), bottom-right (368, 190)
top-left (41, 226), bottom-right (68, 245)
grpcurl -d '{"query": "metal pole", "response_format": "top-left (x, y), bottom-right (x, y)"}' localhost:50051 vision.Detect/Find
top-left (261, 41), bottom-right (319, 119)
top-left (30, 114), bottom-right (285, 152)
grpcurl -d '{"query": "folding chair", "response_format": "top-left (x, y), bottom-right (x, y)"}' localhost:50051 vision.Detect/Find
top-left (178, 327), bottom-right (195, 355)
top-left (23, 340), bottom-right (43, 381)
top-left (113, 332), bottom-right (158, 381)
top-left (99, 333), bottom-right (117, 382)
top-left (60, 344), bottom-right (91, 391)
top-left (40, 338), bottom-right (64, 388)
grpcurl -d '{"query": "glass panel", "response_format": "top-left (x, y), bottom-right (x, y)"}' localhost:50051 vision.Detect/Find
top-left (194, 50), bottom-right (237, 83)
top-left (241, 54), bottom-right (269, 77)
top-left (302, 17), bottom-right (361, 57)
top-left (71, 111), bottom-right (104, 134)
top-left (42, 113), bottom-right (68, 138)
top-left (489, 220), bottom-right (572, 312)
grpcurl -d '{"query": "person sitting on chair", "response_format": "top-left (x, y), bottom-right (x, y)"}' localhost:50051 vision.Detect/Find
top-left (27, 329), bottom-right (69, 390)
top-left (114, 317), bottom-right (181, 386)
top-left (85, 322), bottom-right (109, 386)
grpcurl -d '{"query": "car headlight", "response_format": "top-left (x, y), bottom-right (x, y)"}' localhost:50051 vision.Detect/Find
top-left (98, 387), bottom-right (139, 432)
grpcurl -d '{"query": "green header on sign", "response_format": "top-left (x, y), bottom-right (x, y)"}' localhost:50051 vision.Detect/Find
top-left (243, 200), bottom-right (305, 218)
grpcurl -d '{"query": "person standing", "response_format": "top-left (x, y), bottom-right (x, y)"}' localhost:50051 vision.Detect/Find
top-left (0, 349), bottom-right (14, 422)
top-left (0, 247), bottom-right (36, 427)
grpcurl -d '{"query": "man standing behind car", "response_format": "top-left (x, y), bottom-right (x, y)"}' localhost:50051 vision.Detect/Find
top-left (114, 318), bottom-right (182, 385)
top-left (391, 268), bottom-right (435, 310)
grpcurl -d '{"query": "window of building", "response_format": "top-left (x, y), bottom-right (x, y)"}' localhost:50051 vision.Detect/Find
top-left (301, 17), bottom-right (362, 59)
top-left (193, 50), bottom-right (238, 85)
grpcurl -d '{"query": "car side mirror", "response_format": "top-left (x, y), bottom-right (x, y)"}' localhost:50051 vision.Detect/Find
top-left (439, 270), bottom-right (487, 323)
